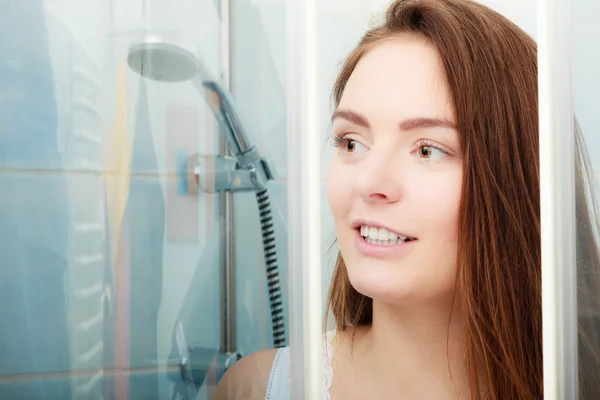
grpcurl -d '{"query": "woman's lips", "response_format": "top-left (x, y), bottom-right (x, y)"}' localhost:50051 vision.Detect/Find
top-left (354, 229), bottom-right (417, 258)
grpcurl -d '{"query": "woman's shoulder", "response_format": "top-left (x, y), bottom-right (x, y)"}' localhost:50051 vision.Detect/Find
top-left (212, 330), bottom-right (339, 400)
top-left (212, 348), bottom-right (280, 400)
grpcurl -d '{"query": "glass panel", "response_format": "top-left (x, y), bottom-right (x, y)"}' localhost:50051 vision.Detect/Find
top-left (0, 0), bottom-right (289, 398)
top-left (572, 0), bottom-right (600, 397)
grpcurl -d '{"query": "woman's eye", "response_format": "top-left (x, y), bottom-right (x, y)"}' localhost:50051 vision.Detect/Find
top-left (417, 144), bottom-right (447, 159)
top-left (337, 138), bottom-right (367, 154)
top-left (346, 140), bottom-right (367, 153)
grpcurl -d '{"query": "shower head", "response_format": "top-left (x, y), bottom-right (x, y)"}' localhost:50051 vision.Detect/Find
top-left (126, 35), bottom-right (274, 191)
top-left (127, 38), bottom-right (200, 82)
top-left (127, 36), bottom-right (254, 156)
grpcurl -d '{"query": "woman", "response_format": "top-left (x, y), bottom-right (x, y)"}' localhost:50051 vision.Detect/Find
top-left (213, 0), bottom-right (600, 399)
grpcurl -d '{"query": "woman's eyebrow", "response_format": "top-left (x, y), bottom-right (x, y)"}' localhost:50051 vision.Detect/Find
top-left (332, 109), bottom-right (456, 131)
top-left (398, 117), bottom-right (457, 131)
top-left (331, 109), bottom-right (369, 127)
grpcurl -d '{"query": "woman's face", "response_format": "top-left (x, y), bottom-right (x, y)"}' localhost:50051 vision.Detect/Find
top-left (327, 35), bottom-right (463, 305)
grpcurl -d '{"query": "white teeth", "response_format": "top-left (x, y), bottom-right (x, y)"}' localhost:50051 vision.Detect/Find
top-left (377, 228), bottom-right (389, 240)
top-left (360, 225), bottom-right (413, 245)
top-left (369, 227), bottom-right (378, 239)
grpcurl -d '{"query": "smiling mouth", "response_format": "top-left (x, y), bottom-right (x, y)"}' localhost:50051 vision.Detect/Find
top-left (358, 225), bottom-right (416, 246)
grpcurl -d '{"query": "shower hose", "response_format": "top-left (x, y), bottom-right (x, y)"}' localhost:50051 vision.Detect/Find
top-left (166, 188), bottom-right (285, 400)
top-left (256, 188), bottom-right (286, 348)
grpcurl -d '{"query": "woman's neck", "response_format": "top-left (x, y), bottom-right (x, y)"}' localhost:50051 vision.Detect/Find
top-left (352, 299), bottom-right (471, 399)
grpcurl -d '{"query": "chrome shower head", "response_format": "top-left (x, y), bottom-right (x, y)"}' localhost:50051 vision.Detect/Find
top-left (127, 35), bottom-right (253, 155)
top-left (127, 37), bottom-right (200, 82)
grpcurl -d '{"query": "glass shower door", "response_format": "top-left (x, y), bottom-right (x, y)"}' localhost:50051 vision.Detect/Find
top-left (0, 0), bottom-right (283, 398)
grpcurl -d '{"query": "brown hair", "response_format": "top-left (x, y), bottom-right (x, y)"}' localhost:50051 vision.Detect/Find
top-left (325, 0), bottom-right (600, 399)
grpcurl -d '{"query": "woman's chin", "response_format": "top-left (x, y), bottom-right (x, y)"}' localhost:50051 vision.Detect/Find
top-left (348, 266), bottom-right (417, 303)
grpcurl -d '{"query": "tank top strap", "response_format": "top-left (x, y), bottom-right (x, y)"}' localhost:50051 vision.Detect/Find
top-left (265, 330), bottom-right (337, 400)
top-left (265, 347), bottom-right (290, 399)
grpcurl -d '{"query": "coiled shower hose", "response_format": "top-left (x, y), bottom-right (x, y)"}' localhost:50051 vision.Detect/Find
top-left (256, 188), bottom-right (286, 348)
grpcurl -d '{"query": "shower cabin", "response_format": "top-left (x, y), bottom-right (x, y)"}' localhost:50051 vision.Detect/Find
top-left (0, 0), bottom-right (599, 399)
top-left (0, 0), bottom-right (290, 398)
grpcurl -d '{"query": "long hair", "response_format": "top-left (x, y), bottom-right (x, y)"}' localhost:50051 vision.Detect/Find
top-left (324, 0), bottom-right (600, 399)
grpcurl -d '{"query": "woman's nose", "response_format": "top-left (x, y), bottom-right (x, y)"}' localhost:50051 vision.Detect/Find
top-left (353, 149), bottom-right (404, 205)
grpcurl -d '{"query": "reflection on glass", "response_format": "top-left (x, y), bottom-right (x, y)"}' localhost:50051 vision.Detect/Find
top-left (0, 0), bottom-right (288, 398)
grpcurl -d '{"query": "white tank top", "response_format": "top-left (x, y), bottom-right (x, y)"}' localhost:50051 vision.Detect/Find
top-left (265, 330), bottom-right (336, 400)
